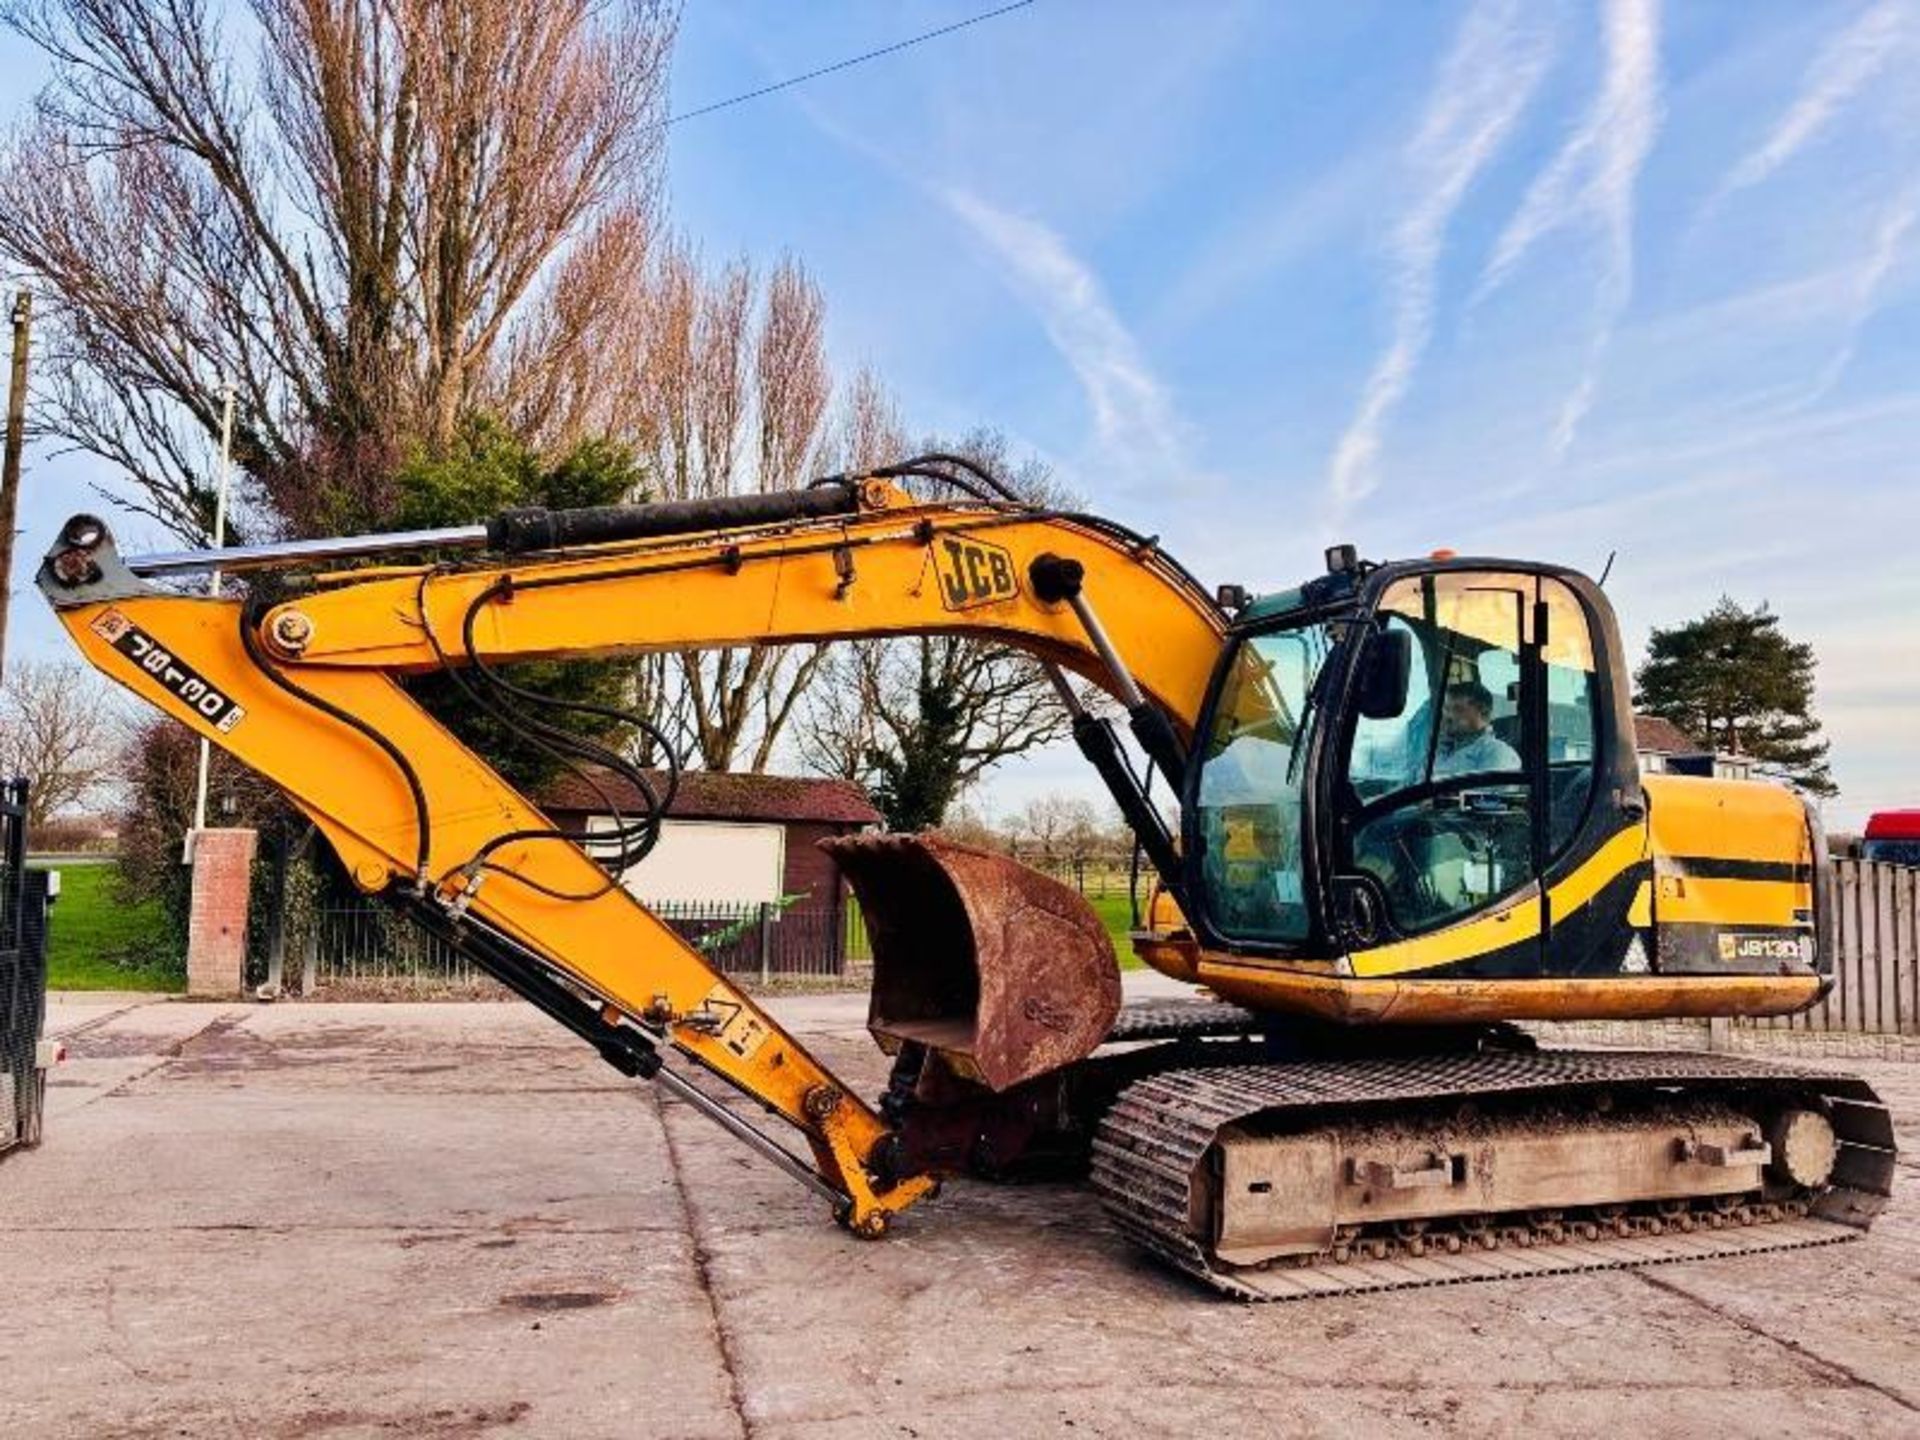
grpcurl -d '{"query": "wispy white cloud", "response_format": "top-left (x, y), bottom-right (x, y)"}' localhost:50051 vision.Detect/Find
top-left (769, 80), bottom-right (1190, 485)
top-left (941, 188), bottom-right (1185, 477)
top-left (1802, 173), bottom-right (1920, 404)
top-left (1475, 0), bottom-right (1662, 458)
top-left (1157, 143), bottom-right (1389, 331)
top-left (1324, 0), bottom-right (1557, 518)
top-left (1707, 1), bottom-right (1910, 212)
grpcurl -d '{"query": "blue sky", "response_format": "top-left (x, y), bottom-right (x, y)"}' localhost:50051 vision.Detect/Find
top-left (4, 1), bottom-right (1917, 829)
top-left (662, 0), bottom-right (1920, 830)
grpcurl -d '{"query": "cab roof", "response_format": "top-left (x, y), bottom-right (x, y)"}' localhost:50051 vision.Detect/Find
top-left (1235, 584), bottom-right (1310, 627)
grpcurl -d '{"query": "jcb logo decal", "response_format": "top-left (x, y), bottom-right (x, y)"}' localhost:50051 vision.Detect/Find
top-left (935, 536), bottom-right (1019, 611)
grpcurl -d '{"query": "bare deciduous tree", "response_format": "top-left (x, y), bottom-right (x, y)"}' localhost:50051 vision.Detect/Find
top-left (0, 0), bottom-right (675, 539)
top-left (601, 244), bottom-right (837, 772)
top-left (933, 800), bottom-right (1004, 851)
top-left (801, 634), bottom-right (1075, 831)
top-left (0, 658), bottom-right (121, 825)
top-left (798, 426), bottom-right (1083, 828)
top-left (1010, 794), bottom-right (1104, 864)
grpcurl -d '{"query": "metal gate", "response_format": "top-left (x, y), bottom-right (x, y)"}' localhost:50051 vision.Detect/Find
top-left (0, 779), bottom-right (51, 1156)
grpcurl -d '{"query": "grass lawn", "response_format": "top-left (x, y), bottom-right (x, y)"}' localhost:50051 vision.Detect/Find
top-left (32, 861), bottom-right (182, 993)
top-left (1086, 891), bottom-right (1146, 969)
top-left (846, 886), bottom-right (1147, 972)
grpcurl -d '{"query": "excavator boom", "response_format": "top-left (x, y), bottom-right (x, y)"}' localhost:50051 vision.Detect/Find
top-left (37, 476), bottom-right (1223, 1233)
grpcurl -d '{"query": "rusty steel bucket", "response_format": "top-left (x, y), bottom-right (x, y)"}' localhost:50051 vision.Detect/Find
top-left (822, 833), bottom-right (1121, 1093)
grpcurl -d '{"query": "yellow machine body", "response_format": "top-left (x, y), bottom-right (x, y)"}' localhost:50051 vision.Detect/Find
top-left (37, 479), bottom-right (1835, 1237)
top-left (1134, 773), bottom-right (1824, 1023)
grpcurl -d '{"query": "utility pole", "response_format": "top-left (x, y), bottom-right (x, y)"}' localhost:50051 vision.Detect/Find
top-left (0, 292), bottom-right (32, 684)
top-left (187, 383), bottom-right (237, 855)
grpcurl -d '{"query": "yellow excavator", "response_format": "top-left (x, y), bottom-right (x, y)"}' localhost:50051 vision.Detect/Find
top-left (38, 456), bottom-right (1892, 1299)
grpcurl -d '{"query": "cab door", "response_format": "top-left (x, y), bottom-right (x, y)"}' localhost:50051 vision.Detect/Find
top-left (1532, 574), bottom-right (1650, 977)
top-left (1331, 567), bottom-right (1636, 979)
top-left (1333, 570), bottom-right (1544, 975)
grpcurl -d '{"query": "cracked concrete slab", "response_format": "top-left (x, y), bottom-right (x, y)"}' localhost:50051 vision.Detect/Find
top-left (0, 992), bottom-right (1915, 1438)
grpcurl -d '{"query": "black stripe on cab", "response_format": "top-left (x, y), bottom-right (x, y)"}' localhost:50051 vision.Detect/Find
top-left (1655, 855), bottom-right (1811, 884)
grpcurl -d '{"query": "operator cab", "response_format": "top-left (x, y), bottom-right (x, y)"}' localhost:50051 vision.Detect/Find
top-left (1184, 552), bottom-right (1642, 977)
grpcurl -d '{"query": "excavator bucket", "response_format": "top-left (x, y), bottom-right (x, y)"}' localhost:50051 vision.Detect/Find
top-left (823, 833), bottom-right (1121, 1093)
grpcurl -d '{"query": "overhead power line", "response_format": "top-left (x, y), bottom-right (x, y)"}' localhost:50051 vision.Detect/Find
top-left (662, 1), bottom-right (1037, 128)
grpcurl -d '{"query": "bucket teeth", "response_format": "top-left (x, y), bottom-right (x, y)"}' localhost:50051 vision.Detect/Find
top-left (822, 832), bottom-right (1120, 1093)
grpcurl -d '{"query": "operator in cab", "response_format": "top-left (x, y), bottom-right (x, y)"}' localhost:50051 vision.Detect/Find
top-left (1434, 680), bottom-right (1519, 776)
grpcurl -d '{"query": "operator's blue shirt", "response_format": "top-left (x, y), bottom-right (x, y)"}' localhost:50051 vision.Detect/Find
top-left (1434, 728), bottom-right (1521, 777)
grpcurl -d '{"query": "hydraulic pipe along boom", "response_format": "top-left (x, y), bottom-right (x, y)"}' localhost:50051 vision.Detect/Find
top-left (121, 481), bottom-right (866, 578)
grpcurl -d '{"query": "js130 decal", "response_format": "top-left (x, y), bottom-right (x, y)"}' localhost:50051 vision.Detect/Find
top-left (91, 610), bottom-right (247, 732)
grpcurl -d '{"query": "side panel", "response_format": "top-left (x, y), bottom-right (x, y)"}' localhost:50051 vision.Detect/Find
top-left (1645, 773), bottom-right (1820, 977)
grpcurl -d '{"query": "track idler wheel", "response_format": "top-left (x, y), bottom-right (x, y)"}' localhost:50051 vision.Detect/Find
top-left (1767, 1108), bottom-right (1838, 1189)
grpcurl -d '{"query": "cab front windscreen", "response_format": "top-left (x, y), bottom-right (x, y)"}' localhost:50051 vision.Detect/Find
top-left (1192, 619), bottom-right (1339, 944)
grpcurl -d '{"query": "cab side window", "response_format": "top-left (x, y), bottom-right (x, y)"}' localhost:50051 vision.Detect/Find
top-left (1340, 575), bottom-right (1533, 935)
top-left (1541, 579), bottom-right (1598, 855)
top-left (1347, 612), bottom-right (1433, 800)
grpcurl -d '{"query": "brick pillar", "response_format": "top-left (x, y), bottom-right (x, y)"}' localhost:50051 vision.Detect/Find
top-left (187, 828), bottom-right (257, 998)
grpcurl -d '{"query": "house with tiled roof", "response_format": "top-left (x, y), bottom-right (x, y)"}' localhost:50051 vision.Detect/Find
top-left (536, 767), bottom-right (883, 976)
top-left (1632, 715), bottom-right (1754, 782)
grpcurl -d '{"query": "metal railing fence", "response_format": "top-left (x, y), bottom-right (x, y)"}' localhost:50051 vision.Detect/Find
top-left (296, 859), bottom-right (1919, 1032)
top-left (302, 895), bottom-right (867, 990)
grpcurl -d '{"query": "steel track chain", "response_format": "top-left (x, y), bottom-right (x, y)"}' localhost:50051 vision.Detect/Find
top-left (1089, 1047), bottom-right (1895, 1301)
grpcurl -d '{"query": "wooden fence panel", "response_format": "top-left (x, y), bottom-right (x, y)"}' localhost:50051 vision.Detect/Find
top-left (1790, 859), bottom-right (1920, 1037)
top-left (1839, 861), bottom-right (1861, 1031)
top-left (1901, 865), bottom-right (1918, 1035)
top-left (1744, 859), bottom-right (1916, 1035)
top-left (1853, 861), bottom-right (1873, 1030)
top-left (1873, 864), bottom-right (1889, 1029)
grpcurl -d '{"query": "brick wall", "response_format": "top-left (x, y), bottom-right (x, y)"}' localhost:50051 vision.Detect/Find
top-left (1525, 1017), bottom-right (1920, 1062)
top-left (187, 828), bottom-right (257, 998)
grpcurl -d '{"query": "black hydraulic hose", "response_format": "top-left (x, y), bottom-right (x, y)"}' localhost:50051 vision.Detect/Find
top-left (1057, 511), bottom-right (1221, 618)
top-left (863, 465), bottom-right (997, 503)
top-left (488, 482), bottom-right (861, 555)
top-left (414, 571), bottom-right (668, 894)
top-left (873, 452), bottom-right (1024, 502)
top-left (459, 577), bottom-right (683, 832)
top-left (238, 604), bottom-right (434, 887)
top-left (435, 575), bottom-right (685, 902)
top-left (419, 567), bottom-right (678, 845)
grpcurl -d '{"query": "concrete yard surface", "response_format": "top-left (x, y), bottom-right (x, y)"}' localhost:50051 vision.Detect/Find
top-left (3, 988), bottom-right (1918, 1439)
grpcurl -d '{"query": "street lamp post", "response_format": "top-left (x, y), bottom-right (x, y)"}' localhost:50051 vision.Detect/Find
top-left (186, 384), bottom-right (236, 859)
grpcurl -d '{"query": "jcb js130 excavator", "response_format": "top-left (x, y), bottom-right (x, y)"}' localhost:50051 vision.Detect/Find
top-left (39, 457), bottom-right (1893, 1300)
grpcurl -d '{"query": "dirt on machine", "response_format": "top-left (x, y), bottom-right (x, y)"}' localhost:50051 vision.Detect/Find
top-left (831, 833), bottom-right (1893, 1299)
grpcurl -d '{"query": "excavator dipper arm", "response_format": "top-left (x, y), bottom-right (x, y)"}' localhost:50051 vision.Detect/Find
top-left (37, 480), bottom-right (1225, 1234)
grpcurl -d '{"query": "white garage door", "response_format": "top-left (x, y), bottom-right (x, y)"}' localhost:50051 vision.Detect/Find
top-left (586, 816), bottom-right (786, 906)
